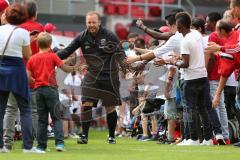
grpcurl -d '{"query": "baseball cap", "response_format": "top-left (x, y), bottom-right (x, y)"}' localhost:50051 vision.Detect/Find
top-left (44, 23), bottom-right (56, 33)
top-left (0, 0), bottom-right (9, 12)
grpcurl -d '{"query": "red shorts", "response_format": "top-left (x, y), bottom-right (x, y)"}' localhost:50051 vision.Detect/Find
top-left (218, 52), bottom-right (240, 78)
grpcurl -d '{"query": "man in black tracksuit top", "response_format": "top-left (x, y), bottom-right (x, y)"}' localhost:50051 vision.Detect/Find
top-left (57, 11), bottom-right (126, 144)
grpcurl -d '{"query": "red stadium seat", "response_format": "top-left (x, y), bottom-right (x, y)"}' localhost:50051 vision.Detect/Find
top-left (149, 0), bottom-right (175, 3)
top-left (148, 6), bottom-right (161, 17)
top-left (132, 0), bottom-right (145, 2)
top-left (115, 23), bottom-right (128, 40)
top-left (165, 0), bottom-right (176, 4)
top-left (52, 30), bottom-right (64, 36)
top-left (63, 31), bottom-right (76, 37)
top-left (131, 6), bottom-right (145, 19)
top-left (104, 4), bottom-right (117, 15)
top-left (148, 0), bottom-right (161, 3)
top-left (99, 0), bottom-right (110, 4)
top-left (117, 5), bottom-right (128, 15)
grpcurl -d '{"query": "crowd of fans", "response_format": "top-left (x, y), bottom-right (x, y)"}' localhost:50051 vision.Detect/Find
top-left (0, 0), bottom-right (240, 154)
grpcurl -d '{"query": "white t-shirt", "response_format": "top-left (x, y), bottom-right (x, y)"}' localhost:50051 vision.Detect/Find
top-left (181, 30), bottom-right (207, 80)
top-left (0, 24), bottom-right (30, 58)
top-left (153, 31), bottom-right (183, 58)
top-left (51, 34), bottom-right (60, 49)
top-left (226, 73), bottom-right (238, 87)
top-left (203, 35), bottom-right (209, 48)
top-left (125, 49), bottom-right (136, 57)
top-left (156, 64), bottom-right (178, 99)
top-left (63, 73), bottom-right (82, 114)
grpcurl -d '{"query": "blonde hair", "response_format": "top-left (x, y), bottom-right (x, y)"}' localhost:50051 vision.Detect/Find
top-left (37, 32), bottom-right (52, 49)
top-left (86, 11), bottom-right (101, 21)
top-left (231, 0), bottom-right (240, 8)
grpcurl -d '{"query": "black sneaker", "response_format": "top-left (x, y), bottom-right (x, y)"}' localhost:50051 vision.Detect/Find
top-left (108, 137), bottom-right (116, 144)
top-left (77, 134), bottom-right (88, 144)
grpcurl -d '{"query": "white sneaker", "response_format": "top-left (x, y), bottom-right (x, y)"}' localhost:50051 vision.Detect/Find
top-left (0, 147), bottom-right (10, 153)
top-left (180, 139), bottom-right (200, 146)
top-left (200, 139), bottom-right (213, 146)
top-left (69, 133), bottom-right (79, 139)
top-left (215, 134), bottom-right (226, 145)
top-left (176, 139), bottom-right (187, 146)
top-left (23, 147), bottom-right (46, 154)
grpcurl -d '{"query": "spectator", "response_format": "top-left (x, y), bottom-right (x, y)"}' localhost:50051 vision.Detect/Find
top-left (0, 3), bottom-right (39, 153)
top-left (3, 0), bottom-right (44, 149)
top-left (26, 32), bottom-right (79, 153)
top-left (170, 12), bottom-right (213, 145)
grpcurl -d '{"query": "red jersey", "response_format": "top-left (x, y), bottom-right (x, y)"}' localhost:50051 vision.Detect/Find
top-left (220, 23), bottom-right (240, 53)
top-left (207, 32), bottom-right (226, 81)
top-left (20, 19), bottom-right (44, 55)
top-left (218, 30), bottom-right (240, 78)
top-left (26, 50), bottom-right (63, 89)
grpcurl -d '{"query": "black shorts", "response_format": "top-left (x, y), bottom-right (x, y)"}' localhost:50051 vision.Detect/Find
top-left (81, 79), bottom-right (121, 107)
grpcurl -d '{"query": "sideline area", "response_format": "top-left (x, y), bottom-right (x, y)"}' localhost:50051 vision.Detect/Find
top-left (0, 130), bottom-right (239, 160)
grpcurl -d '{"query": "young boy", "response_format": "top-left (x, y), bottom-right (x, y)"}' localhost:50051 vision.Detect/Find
top-left (27, 32), bottom-right (79, 153)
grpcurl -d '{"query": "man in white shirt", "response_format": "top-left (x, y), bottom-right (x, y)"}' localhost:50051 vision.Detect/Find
top-left (168, 12), bottom-right (212, 146)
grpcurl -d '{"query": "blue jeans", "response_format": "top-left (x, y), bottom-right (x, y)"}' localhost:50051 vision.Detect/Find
top-left (36, 87), bottom-right (64, 149)
top-left (0, 90), bottom-right (33, 149)
top-left (236, 81), bottom-right (240, 111)
top-left (183, 78), bottom-right (212, 141)
top-left (209, 81), bottom-right (229, 139)
top-left (205, 81), bottom-right (223, 136)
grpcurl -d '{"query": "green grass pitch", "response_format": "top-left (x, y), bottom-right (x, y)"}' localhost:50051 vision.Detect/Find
top-left (0, 130), bottom-right (239, 160)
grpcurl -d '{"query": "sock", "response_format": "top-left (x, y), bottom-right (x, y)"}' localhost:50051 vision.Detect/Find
top-left (107, 110), bottom-right (117, 138)
top-left (82, 121), bottom-right (90, 139)
top-left (81, 106), bottom-right (92, 139)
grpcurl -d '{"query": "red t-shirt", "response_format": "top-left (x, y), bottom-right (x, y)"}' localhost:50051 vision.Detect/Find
top-left (27, 50), bottom-right (63, 89)
top-left (207, 32), bottom-right (226, 81)
top-left (20, 19), bottom-right (44, 55)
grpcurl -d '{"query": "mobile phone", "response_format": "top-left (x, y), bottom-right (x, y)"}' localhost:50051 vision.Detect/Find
top-left (30, 30), bottom-right (40, 36)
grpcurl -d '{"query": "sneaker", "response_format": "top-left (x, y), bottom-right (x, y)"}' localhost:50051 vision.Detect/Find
top-left (3, 138), bottom-right (13, 150)
top-left (0, 146), bottom-right (10, 153)
top-left (56, 144), bottom-right (65, 152)
top-left (4, 143), bottom-right (12, 150)
top-left (77, 134), bottom-right (88, 144)
top-left (69, 133), bottom-right (79, 139)
top-left (200, 139), bottom-right (213, 146)
top-left (150, 135), bottom-right (158, 141)
top-left (215, 134), bottom-right (226, 145)
top-left (139, 136), bottom-right (150, 141)
top-left (107, 137), bottom-right (116, 144)
top-left (233, 142), bottom-right (240, 147)
top-left (179, 139), bottom-right (200, 146)
top-left (164, 139), bottom-right (175, 145)
top-left (23, 147), bottom-right (46, 154)
top-left (176, 139), bottom-right (187, 146)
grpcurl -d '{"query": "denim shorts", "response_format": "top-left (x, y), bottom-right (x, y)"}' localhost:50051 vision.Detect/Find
top-left (164, 98), bottom-right (178, 120)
